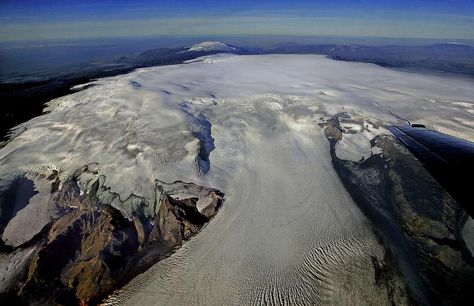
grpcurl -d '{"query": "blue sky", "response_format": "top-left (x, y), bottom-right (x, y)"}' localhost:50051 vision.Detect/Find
top-left (1, 0), bottom-right (474, 41)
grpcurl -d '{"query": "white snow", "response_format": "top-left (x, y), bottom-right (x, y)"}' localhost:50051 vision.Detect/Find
top-left (1, 54), bottom-right (472, 215)
top-left (336, 119), bottom-right (388, 162)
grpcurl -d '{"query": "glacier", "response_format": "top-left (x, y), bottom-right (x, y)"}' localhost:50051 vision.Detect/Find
top-left (1, 54), bottom-right (473, 305)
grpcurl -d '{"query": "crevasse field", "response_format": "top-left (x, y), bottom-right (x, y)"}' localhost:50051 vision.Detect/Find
top-left (1, 54), bottom-right (473, 305)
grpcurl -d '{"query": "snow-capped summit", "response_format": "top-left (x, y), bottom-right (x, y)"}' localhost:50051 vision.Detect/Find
top-left (187, 41), bottom-right (237, 52)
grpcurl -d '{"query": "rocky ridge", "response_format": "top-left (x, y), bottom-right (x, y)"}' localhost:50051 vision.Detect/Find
top-left (322, 113), bottom-right (474, 305)
top-left (0, 164), bottom-right (224, 305)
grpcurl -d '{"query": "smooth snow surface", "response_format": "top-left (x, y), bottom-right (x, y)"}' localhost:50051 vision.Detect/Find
top-left (1, 54), bottom-right (474, 305)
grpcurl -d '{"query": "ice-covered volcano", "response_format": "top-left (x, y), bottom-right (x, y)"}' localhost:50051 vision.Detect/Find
top-left (1, 54), bottom-right (474, 305)
top-left (186, 41), bottom-right (238, 52)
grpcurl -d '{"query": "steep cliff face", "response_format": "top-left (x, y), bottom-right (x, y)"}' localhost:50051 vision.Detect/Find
top-left (0, 166), bottom-right (224, 305)
top-left (323, 114), bottom-right (474, 305)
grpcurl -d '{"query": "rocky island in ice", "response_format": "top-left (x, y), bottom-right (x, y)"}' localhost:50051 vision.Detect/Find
top-left (1, 53), bottom-right (473, 305)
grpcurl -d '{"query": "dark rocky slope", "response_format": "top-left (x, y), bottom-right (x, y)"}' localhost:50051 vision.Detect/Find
top-left (0, 166), bottom-right (224, 305)
top-left (323, 114), bottom-right (474, 305)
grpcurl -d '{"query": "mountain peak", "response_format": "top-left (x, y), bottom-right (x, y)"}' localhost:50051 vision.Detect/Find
top-left (187, 41), bottom-right (237, 52)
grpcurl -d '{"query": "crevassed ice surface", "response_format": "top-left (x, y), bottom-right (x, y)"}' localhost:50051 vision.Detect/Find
top-left (1, 55), bottom-right (474, 305)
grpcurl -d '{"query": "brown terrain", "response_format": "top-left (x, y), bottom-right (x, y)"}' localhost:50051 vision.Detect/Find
top-left (0, 165), bottom-right (224, 305)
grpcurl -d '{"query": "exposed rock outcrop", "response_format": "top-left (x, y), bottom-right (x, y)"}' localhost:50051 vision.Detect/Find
top-left (324, 114), bottom-right (474, 305)
top-left (0, 165), bottom-right (224, 305)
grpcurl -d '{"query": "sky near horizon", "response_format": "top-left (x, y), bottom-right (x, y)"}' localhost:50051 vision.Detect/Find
top-left (1, 0), bottom-right (474, 41)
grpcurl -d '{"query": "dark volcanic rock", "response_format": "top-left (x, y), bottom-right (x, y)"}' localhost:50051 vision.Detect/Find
top-left (324, 114), bottom-right (474, 306)
top-left (0, 167), bottom-right (225, 305)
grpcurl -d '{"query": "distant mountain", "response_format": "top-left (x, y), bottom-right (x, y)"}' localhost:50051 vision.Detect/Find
top-left (267, 43), bottom-right (474, 75)
top-left (184, 41), bottom-right (239, 52)
top-left (118, 41), bottom-right (249, 66)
